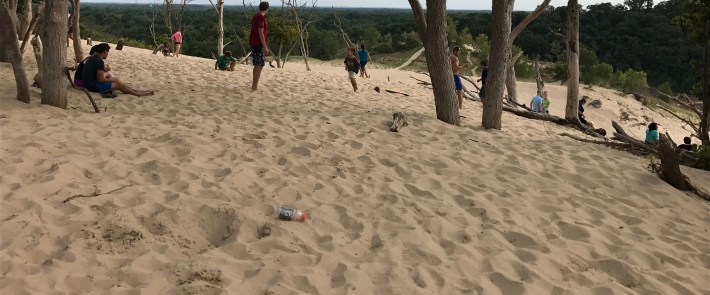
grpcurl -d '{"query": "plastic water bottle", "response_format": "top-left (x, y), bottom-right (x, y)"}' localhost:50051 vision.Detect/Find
top-left (278, 206), bottom-right (307, 221)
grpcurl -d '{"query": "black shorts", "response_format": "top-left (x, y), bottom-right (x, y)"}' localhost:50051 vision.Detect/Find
top-left (251, 45), bottom-right (265, 67)
top-left (175, 42), bottom-right (182, 45)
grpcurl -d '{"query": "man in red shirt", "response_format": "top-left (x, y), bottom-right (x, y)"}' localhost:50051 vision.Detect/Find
top-left (250, 2), bottom-right (270, 91)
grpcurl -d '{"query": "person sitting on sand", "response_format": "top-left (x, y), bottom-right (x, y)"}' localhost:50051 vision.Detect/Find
top-left (82, 43), bottom-right (154, 97)
top-left (161, 43), bottom-right (172, 57)
top-left (645, 122), bottom-right (659, 145)
top-left (678, 137), bottom-right (694, 151)
top-left (344, 47), bottom-right (360, 92)
top-left (74, 44), bottom-right (115, 89)
top-left (530, 91), bottom-right (544, 113)
top-left (579, 97), bottom-right (589, 124)
top-left (542, 91), bottom-right (551, 113)
top-left (215, 51), bottom-right (237, 71)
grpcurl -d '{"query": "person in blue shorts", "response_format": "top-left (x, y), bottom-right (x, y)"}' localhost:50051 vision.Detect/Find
top-left (358, 44), bottom-right (371, 78)
top-left (82, 43), bottom-right (154, 97)
top-left (450, 47), bottom-right (468, 109)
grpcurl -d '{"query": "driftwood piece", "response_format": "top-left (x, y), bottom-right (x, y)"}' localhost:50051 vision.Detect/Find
top-left (86, 38), bottom-right (91, 45)
top-left (390, 112), bottom-right (408, 132)
top-left (534, 59), bottom-right (544, 94)
top-left (658, 134), bottom-right (689, 190)
top-left (30, 35), bottom-right (42, 87)
top-left (82, 88), bottom-right (101, 113)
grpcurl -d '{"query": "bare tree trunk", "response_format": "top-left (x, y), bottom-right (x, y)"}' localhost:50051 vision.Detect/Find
top-left (504, 0), bottom-right (550, 105)
top-left (31, 35), bottom-right (42, 86)
top-left (19, 0), bottom-right (31, 39)
top-left (657, 134), bottom-right (690, 190)
top-left (0, 0), bottom-right (30, 103)
top-left (408, 0), bottom-right (459, 126)
top-left (41, 0), bottom-right (69, 109)
top-left (0, 21), bottom-right (8, 63)
top-left (20, 1), bottom-right (44, 53)
top-left (483, 0), bottom-right (514, 129)
top-left (535, 58), bottom-right (545, 94)
top-left (565, 0), bottom-right (580, 123)
top-left (700, 19), bottom-right (710, 142)
top-left (70, 0), bottom-right (83, 63)
top-left (215, 0), bottom-right (224, 56)
top-left (505, 51), bottom-right (523, 103)
top-left (276, 41), bottom-right (283, 68)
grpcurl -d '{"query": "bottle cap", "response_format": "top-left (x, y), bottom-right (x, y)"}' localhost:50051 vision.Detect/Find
top-left (301, 212), bottom-right (307, 221)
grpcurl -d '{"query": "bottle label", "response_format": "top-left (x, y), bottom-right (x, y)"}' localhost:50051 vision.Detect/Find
top-left (278, 206), bottom-right (295, 220)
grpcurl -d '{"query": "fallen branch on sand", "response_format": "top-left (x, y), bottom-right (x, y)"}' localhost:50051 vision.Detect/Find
top-left (502, 104), bottom-right (607, 138)
top-left (62, 184), bottom-right (133, 203)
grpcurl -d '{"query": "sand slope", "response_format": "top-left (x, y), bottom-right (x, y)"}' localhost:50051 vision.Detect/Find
top-left (1, 43), bottom-right (710, 295)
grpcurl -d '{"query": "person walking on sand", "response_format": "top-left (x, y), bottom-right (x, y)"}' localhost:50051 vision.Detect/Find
top-left (172, 28), bottom-right (183, 58)
top-left (477, 60), bottom-right (488, 99)
top-left (450, 47), bottom-right (468, 109)
top-left (82, 43), bottom-right (154, 97)
top-left (345, 48), bottom-right (360, 92)
top-left (250, 2), bottom-right (271, 91)
top-left (358, 44), bottom-right (371, 78)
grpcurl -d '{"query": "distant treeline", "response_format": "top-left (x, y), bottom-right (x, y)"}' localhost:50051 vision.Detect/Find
top-left (80, 0), bottom-right (700, 93)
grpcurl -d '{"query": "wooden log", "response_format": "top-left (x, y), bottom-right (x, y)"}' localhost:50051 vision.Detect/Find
top-left (503, 105), bottom-right (570, 125)
top-left (390, 112), bottom-right (408, 132)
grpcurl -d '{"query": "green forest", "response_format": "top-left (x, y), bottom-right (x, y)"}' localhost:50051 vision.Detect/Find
top-left (79, 0), bottom-right (702, 94)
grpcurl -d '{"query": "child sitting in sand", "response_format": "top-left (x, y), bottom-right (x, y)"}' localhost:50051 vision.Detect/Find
top-left (542, 91), bottom-right (551, 113)
top-left (344, 48), bottom-right (360, 92)
top-left (645, 122), bottom-right (659, 145)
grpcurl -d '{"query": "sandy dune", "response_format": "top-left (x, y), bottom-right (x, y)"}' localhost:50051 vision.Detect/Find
top-left (1, 43), bottom-right (709, 295)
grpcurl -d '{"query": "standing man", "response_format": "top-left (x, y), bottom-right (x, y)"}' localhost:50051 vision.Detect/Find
top-left (250, 2), bottom-right (270, 91)
top-left (172, 28), bottom-right (183, 58)
top-left (358, 44), bottom-right (371, 78)
top-left (450, 47), bottom-right (468, 110)
top-left (477, 60), bottom-right (488, 99)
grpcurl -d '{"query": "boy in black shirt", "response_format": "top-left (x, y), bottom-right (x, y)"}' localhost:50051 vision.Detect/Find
top-left (344, 48), bottom-right (359, 92)
top-left (83, 43), bottom-right (154, 97)
top-left (678, 137), bottom-right (694, 151)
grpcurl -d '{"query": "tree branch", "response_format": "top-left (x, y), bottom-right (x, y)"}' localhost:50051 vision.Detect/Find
top-left (510, 0), bottom-right (551, 43)
top-left (407, 0), bottom-right (428, 45)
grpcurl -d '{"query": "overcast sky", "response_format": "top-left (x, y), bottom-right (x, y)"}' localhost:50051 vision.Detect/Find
top-left (83, 0), bottom-right (628, 11)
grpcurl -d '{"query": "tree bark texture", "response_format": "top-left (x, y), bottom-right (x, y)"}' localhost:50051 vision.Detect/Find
top-left (20, 1), bottom-right (44, 54)
top-left (565, 0), bottom-right (580, 122)
top-left (0, 0), bottom-right (31, 103)
top-left (483, 0), bottom-right (513, 129)
top-left (216, 0), bottom-right (224, 56)
top-left (535, 59), bottom-right (545, 94)
top-left (41, 0), bottom-right (69, 109)
top-left (31, 35), bottom-right (42, 86)
top-left (70, 0), bottom-right (83, 63)
top-left (408, 0), bottom-right (459, 126)
top-left (657, 134), bottom-right (690, 190)
top-left (700, 19), bottom-right (710, 142)
top-left (505, 51), bottom-right (523, 103)
top-left (19, 0), bottom-right (31, 39)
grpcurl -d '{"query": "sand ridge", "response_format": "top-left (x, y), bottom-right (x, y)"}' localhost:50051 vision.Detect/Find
top-left (1, 43), bottom-right (710, 294)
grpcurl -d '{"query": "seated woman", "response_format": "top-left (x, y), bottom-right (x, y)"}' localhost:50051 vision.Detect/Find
top-left (645, 122), bottom-right (659, 145)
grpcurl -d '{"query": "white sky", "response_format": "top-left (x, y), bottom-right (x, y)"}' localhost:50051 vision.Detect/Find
top-left (83, 0), bottom-right (628, 11)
